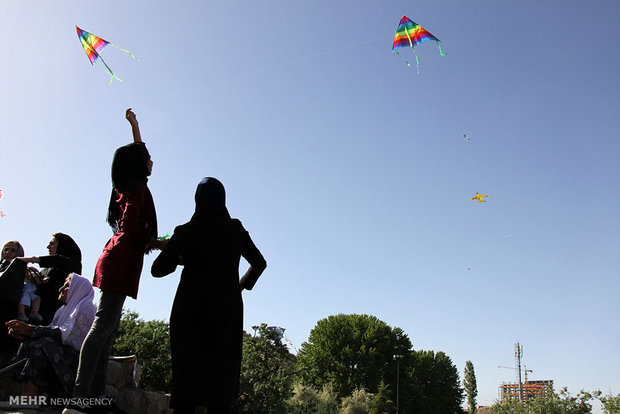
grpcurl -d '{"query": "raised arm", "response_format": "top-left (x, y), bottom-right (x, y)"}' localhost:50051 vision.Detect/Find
top-left (126, 108), bottom-right (142, 143)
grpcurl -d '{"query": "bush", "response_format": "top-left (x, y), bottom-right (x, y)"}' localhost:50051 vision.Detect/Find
top-left (111, 310), bottom-right (172, 392)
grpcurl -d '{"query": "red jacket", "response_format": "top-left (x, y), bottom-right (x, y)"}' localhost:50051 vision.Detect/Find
top-left (93, 181), bottom-right (155, 299)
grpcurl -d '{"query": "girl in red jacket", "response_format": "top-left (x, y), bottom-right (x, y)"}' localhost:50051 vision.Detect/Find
top-left (64, 109), bottom-right (164, 414)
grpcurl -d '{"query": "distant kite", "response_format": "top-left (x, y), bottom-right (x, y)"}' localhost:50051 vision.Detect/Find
top-left (0, 189), bottom-right (3, 200)
top-left (0, 189), bottom-right (5, 217)
top-left (392, 15), bottom-right (446, 73)
top-left (75, 26), bottom-right (136, 83)
top-left (463, 134), bottom-right (471, 141)
top-left (267, 326), bottom-right (298, 352)
top-left (157, 232), bottom-right (172, 241)
top-left (470, 192), bottom-right (490, 203)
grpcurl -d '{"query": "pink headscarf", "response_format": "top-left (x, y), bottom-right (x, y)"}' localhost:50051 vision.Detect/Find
top-left (50, 273), bottom-right (96, 351)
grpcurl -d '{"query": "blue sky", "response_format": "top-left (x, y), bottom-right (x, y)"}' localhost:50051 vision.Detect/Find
top-left (1, 0), bottom-right (618, 408)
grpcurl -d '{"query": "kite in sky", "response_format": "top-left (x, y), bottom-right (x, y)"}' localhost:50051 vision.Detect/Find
top-left (470, 192), bottom-right (490, 203)
top-left (392, 15), bottom-right (446, 73)
top-left (157, 232), bottom-right (172, 241)
top-left (463, 134), bottom-right (471, 142)
top-left (75, 26), bottom-right (136, 84)
top-left (267, 326), bottom-right (298, 352)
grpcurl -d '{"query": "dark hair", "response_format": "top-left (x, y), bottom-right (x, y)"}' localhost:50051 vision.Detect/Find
top-left (52, 232), bottom-right (82, 274)
top-left (106, 143), bottom-right (151, 231)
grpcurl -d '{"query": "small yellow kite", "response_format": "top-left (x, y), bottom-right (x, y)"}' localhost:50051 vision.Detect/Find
top-left (470, 192), bottom-right (490, 203)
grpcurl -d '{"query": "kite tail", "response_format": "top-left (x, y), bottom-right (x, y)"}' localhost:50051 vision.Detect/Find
top-left (436, 41), bottom-right (447, 56)
top-left (414, 49), bottom-right (421, 74)
top-left (393, 50), bottom-right (412, 68)
top-left (96, 55), bottom-right (123, 84)
top-left (110, 44), bottom-right (137, 60)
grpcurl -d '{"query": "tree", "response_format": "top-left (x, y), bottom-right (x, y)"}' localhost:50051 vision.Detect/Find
top-left (111, 310), bottom-right (171, 392)
top-left (408, 350), bottom-right (464, 414)
top-left (235, 324), bottom-right (296, 414)
top-left (489, 387), bottom-right (593, 414)
top-left (286, 383), bottom-right (340, 414)
top-left (463, 360), bottom-right (478, 414)
top-left (316, 384), bottom-right (340, 414)
top-left (594, 391), bottom-right (620, 414)
top-left (341, 388), bottom-right (373, 414)
top-left (296, 314), bottom-right (412, 399)
top-left (368, 380), bottom-right (395, 414)
top-left (288, 382), bottom-right (320, 414)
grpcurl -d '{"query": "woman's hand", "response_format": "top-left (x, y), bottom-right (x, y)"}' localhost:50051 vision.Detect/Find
top-left (126, 108), bottom-right (143, 143)
top-left (125, 108), bottom-right (139, 127)
top-left (148, 237), bottom-right (167, 250)
top-left (5, 320), bottom-right (32, 341)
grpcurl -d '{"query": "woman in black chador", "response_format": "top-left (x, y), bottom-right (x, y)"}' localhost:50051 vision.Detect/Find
top-left (17, 233), bottom-right (82, 325)
top-left (152, 177), bottom-right (266, 414)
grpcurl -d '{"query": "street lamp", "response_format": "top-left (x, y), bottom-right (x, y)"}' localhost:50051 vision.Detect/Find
top-left (393, 355), bottom-right (404, 414)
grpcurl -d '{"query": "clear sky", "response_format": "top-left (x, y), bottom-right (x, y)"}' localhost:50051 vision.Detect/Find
top-left (1, 0), bottom-right (618, 409)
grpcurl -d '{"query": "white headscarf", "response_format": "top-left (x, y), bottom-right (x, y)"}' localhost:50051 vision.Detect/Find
top-left (50, 273), bottom-right (96, 351)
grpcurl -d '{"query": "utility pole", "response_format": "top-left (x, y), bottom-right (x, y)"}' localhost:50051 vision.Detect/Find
top-left (393, 355), bottom-right (404, 414)
top-left (515, 342), bottom-right (523, 402)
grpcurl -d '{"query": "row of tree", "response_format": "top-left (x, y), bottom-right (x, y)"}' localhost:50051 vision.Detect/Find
top-left (111, 312), bottom-right (619, 414)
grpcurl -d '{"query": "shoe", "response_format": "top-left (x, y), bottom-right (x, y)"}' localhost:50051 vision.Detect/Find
top-left (17, 313), bottom-right (29, 322)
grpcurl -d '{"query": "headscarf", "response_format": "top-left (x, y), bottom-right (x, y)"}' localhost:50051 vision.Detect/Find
top-left (50, 273), bottom-right (96, 351)
top-left (192, 177), bottom-right (231, 221)
top-left (52, 233), bottom-right (82, 274)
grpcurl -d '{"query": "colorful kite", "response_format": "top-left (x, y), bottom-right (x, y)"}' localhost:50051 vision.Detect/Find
top-left (75, 26), bottom-right (136, 84)
top-left (267, 326), bottom-right (298, 352)
top-left (470, 192), bottom-right (490, 203)
top-left (392, 16), bottom-right (446, 73)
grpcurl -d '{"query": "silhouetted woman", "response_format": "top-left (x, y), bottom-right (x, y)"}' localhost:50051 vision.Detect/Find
top-left (152, 177), bottom-right (266, 414)
top-left (18, 233), bottom-right (82, 325)
top-left (0, 240), bottom-right (26, 352)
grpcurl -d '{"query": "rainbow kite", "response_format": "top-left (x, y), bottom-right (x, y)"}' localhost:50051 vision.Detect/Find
top-left (392, 16), bottom-right (446, 73)
top-left (75, 26), bottom-right (136, 84)
top-left (267, 326), bottom-right (297, 352)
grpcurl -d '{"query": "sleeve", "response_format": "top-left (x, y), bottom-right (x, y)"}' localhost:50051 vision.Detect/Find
top-left (31, 325), bottom-right (62, 341)
top-left (237, 220), bottom-right (267, 291)
top-left (151, 228), bottom-right (183, 278)
top-left (38, 255), bottom-right (70, 270)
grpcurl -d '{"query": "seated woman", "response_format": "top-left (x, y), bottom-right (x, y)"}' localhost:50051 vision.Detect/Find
top-left (18, 233), bottom-right (82, 325)
top-left (5, 273), bottom-right (96, 397)
top-left (0, 240), bottom-right (27, 353)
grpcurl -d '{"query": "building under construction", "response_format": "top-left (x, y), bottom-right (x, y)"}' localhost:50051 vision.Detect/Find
top-left (500, 379), bottom-right (554, 401)
top-left (498, 342), bottom-right (554, 401)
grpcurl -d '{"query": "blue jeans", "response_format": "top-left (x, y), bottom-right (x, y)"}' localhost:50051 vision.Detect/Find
top-left (73, 291), bottom-right (126, 397)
